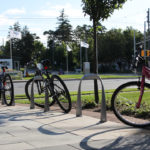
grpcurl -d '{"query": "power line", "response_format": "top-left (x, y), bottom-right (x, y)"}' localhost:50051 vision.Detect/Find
top-left (0, 17), bottom-right (90, 20)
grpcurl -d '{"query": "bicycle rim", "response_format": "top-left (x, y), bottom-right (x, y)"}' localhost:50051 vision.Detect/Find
top-left (111, 81), bottom-right (150, 127)
top-left (25, 78), bottom-right (55, 108)
top-left (3, 74), bottom-right (14, 106)
top-left (52, 75), bottom-right (72, 113)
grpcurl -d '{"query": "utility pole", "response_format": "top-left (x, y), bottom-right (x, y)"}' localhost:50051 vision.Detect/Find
top-left (147, 8), bottom-right (150, 49)
top-left (9, 31), bottom-right (13, 69)
top-left (85, 33), bottom-right (88, 62)
top-left (133, 31), bottom-right (136, 57)
top-left (80, 43), bottom-right (82, 71)
top-left (144, 21), bottom-right (147, 59)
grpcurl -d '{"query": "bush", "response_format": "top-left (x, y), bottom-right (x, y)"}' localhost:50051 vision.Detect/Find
top-left (82, 99), bottom-right (97, 109)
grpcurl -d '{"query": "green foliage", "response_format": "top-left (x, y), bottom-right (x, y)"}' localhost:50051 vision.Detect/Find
top-left (97, 27), bottom-right (143, 72)
top-left (55, 9), bottom-right (72, 42)
top-left (81, 0), bottom-right (127, 73)
top-left (2, 22), bottom-right (46, 67)
top-left (43, 9), bottom-right (73, 70)
top-left (0, 5), bottom-right (144, 72)
top-left (82, 0), bottom-right (127, 22)
top-left (82, 98), bottom-right (97, 109)
top-left (99, 29), bottom-right (125, 63)
top-left (33, 40), bottom-right (46, 63)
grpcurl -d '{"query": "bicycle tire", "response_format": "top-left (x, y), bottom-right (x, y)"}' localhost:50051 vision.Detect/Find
top-left (111, 81), bottom-right (150, 128)
top-left (25, 78), bottom-right (55, 108)
top-left (3, 74), bottom-right (14, 106)
top-left (52, 75), bottom-right (72, 113)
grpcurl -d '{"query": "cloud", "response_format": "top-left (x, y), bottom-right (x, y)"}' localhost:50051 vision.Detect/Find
top-left (36, 3), bottom-right (84, 18)
top-left (4, 8), bottom-right (26, 15)
top-left (37, 10), bottom-right (60, 17)
top-left (0, 8), bottom-right (26, 31)
top-left (0, 15), bottom-right (14, 26)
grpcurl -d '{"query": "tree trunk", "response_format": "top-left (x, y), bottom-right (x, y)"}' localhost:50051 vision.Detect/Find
top-left (93, 19), bottom-right (99, 104)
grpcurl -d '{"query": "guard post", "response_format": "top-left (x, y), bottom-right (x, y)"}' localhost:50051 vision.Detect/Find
top-left (30, 76), bottom-right (49, 112)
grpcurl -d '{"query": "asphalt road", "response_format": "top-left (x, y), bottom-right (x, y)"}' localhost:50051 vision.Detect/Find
top-left (13, 78), bottom-right (139, 95)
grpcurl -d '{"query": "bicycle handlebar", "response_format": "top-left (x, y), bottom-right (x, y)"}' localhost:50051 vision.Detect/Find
top-left (130, 53), bottom-right (145, 73)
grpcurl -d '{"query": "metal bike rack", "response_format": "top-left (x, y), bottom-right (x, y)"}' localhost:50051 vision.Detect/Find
top-left (1, 97), bottom-right (5, 105)
top-left (11, 98), bottom-right (15, 106)
top-left (76, 74), bottom-right (107, 122)
top-left (30, 76), bottom-right (49, 112)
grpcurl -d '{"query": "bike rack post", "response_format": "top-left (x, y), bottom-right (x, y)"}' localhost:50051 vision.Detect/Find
top-left (76, 74), bottom-right (107, 122)
top-left (11, 98), bottom-right (15, 106)
top-left (44, 80), bottom-right (50, 112)
top-left (1, 96), bottom-right (5, 105)
top-left (30, 77), bottom-right (36, 109)
top-left (30, 76), bottom-right (50, 112)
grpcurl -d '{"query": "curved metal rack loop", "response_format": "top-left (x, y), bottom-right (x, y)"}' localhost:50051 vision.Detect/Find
top-left (76, 73), bottom-right (107, 122)
top-left (30, 76), bottom-right (49, 112)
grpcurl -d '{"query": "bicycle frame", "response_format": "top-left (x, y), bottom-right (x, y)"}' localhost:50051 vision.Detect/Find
top-left (0, 67), bottom-right (7, 90)
top-left (136, 66), bottom-right (150, 108)
top-left (35, 63), bottom-right (54, 95)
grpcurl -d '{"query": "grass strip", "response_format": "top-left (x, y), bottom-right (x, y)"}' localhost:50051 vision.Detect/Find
top-left (22, 74), bottom-right (140, 80)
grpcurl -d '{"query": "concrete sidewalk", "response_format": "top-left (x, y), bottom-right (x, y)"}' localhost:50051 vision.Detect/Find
top-left (0, 105), bottom-right (150, 150)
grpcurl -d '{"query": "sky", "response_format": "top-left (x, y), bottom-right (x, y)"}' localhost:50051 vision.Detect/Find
top-left (0, 0), bottom-right (150, 46)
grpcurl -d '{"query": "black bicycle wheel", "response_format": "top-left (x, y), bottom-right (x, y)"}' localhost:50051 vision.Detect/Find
top-left (25, 78), bottom-right (55, 108)
top-left (3, 74), bottom-right (14, 106)
top-left (52, 75), bottom-right (72, 113)
top-left (111, 81), bottom-right (150, 128)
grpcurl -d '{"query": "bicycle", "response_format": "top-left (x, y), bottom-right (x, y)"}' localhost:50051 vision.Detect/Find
top-left (111, 52), bottom-right (150, 127)
top-left (0, 62), bottom-right (14, 106)
top-left (25, 60), bottom-right (72, 113)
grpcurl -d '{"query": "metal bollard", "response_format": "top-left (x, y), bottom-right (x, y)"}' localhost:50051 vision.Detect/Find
top-left (76, 73), bottom-right (107, 122)
top-left (1, 95), bottom-right (5, 105)
top-left (44, 80), bottom-right (50, 112)
top-left (30, 76), bottom-right (43, 109)
top-left (30, 76), bottom-right (50, 112)
top-left (11, 97), bottom-right (15, 106)
top-left (30, 78), bottom-right (35, 109)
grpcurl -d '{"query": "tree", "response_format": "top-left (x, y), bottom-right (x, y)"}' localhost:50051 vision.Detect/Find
top-left (123, 27), bottom-right (143, 68)
top-left (44, 9), bottom-right (73, 71)
top-left (3, 22), bottom-right (22, 64)
top-left (81, 0), bottom-right (127, 103)
top-left (74, 24), bottom-right (93, 41)
top-left (3, 23), bottom-right (40, 67)
top-left (98, 29), bottom-right (125, 63)
top-left (43, 30), bottom-right (56, 68)
top-left (55, 9), bottom-right (72, 42)
top-left (73, 24), bottom-right (93, 65)
top-left (82, 0), bottom-right (127, 73)
top-left (55, 9), bottom-right (73, 71)
top-left (33, 40), bottom-right (46, 63)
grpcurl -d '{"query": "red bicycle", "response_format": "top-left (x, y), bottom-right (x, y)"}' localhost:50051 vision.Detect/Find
top-left (111, 54), bottom-right (150, 127)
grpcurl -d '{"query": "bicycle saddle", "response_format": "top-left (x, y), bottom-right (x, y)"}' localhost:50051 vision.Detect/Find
top-left (41, 59), bottom-right (50, 67)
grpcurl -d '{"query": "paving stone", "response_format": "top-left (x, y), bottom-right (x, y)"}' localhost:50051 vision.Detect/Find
top-left (0, 105), bottom-right (150, 150)
top-left (0, 142), bottom-right (34, 150)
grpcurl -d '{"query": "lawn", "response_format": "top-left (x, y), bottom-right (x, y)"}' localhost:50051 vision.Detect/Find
top-left (15, 89), bottom-right (114, 109)
top-left (23, 74), bottom-right (140, 80)
top-left (15, 87), bottom-right (150, 118)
